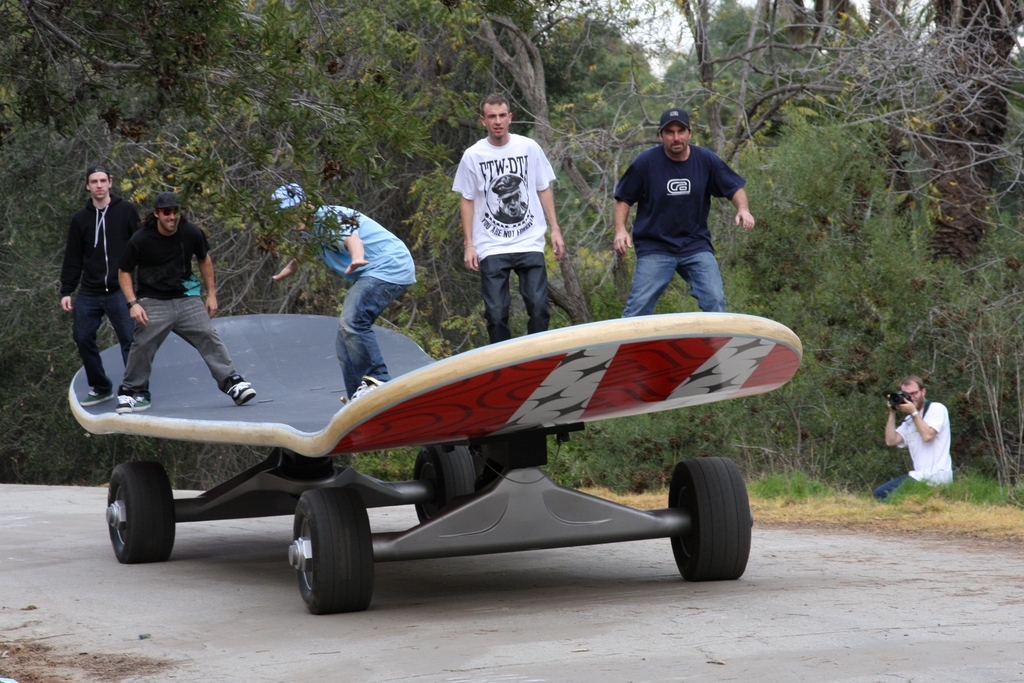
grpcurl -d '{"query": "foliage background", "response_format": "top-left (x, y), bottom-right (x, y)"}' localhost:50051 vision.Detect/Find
top-left (1, 0), bottom-right (1023, 494)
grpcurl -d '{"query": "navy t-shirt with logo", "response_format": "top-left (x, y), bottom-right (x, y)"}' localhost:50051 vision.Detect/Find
top-left (614, 144), bottom-right (745, 258)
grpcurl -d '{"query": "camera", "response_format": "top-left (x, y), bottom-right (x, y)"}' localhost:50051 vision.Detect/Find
top-left (887, 390), bottom-right (913, 409)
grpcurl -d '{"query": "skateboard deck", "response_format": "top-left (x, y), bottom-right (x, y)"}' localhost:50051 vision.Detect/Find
top-left (70, 313), bottom-right (801, 457)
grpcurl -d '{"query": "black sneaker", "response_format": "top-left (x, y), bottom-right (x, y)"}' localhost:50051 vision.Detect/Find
top-left (115, 395), bottom-right (136, 414)
top-left (227, 379), bottom-right (256, 406)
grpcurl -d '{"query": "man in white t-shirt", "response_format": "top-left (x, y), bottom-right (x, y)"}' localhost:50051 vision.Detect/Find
top-left (875, 375), bottom-right (953, 499)
top-left (452, 94), bottom-right (565, 344)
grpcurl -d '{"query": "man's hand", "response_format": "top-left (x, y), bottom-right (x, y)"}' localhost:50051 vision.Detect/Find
top-left (129, 302), bottom-right (148, 326)
top-left (735, 209), bottom-right (755, 231)
top-left (464, 245), bottom-right (479, 271)
top-left (896, 397), bottom-right (917, 415)
top-left (344, 259), bottom-right (369, 275)
top-left (884, 402), bottom-right (903, 446)
top-left (730, 189), bottom-right (755, 231)
top-left (613, 228), bottom-right (633, 255)
top-left (272, 259), bottom-right (298, 282)
top-left (612, 200), bottom-right (633, 255)
top-left (206, 293), bottom-right (219, 318)
top-left (550, 230), bottom-right (566, 261)
top-left (60, 296), bottom-right (73, 312)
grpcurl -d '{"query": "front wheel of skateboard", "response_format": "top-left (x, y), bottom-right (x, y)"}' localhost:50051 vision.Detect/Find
top-left (106, 461), bottom-right (175, 564)
top-left (292, 488), bottom-right (373, 615)
top-left (669, 457), bottom-right (751, 581)
top-left (413, 444), bottom-right (476, 523)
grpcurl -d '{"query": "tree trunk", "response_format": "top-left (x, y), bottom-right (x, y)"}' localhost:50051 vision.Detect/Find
top-left (678, 0), bottom-right (726, 152)
top-left (929, 0), bottom-right (1022, 263)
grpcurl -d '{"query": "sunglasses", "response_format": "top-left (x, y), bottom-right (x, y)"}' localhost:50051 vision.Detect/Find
top-left (156, 207), bottom-right (178, 216)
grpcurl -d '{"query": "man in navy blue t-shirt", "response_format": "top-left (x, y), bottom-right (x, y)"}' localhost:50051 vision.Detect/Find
top-left (613, 107), bottom-right (754, 315)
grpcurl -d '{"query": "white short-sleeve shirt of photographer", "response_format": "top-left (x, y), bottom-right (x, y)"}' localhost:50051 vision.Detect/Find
top-left (896, 402), bottom-right (953, 484)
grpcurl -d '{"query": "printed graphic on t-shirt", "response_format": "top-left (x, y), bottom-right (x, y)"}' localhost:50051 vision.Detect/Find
top-left (183, 273), bottom-right (201, 297)
top-left (479, 155), bottom-right (535, 239)
top-left (667, 179), bottom-right (691, 195)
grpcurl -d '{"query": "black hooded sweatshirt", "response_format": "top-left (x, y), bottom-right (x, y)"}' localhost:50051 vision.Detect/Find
top-left (59, 195), bottom-right (141, 297)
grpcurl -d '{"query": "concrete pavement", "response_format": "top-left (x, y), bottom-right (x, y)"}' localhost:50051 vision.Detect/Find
top-left (2, 484), bottom-right (1023, 682)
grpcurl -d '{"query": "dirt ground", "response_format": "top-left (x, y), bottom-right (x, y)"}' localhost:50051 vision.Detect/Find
top-left (0, 639), bottom-right (169, 683)
top-left (3, 484), bottom-right (1024, 683)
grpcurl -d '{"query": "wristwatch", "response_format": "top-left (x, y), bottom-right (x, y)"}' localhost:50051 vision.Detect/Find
top-left (126, 300), bottom-right (138, 309)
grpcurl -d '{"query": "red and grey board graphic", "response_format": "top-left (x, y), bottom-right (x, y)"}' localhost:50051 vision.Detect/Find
top-left (331, 335), bottom-right (799, 455)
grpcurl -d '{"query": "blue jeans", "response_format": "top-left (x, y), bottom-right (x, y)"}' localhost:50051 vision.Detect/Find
top-left (72, 290), bottom-right (136, 394)
top-left (337, 276), bottom-right (408, 398)
top-left (873, 474), bottom-right (910, 500)
top-left (479, 251), bottom-right (550, 344)
top-left (622, 251), bottom-right (726, 316)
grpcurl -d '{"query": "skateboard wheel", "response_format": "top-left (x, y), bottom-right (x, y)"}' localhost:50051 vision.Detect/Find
top-left (668, 457), bottom-right (751, 581)
top-left (107, 462), bottom-right (175, 564)
top-left (292, 487), bottom-right (373, 614)
top-left (413, 444), bottom-right (476, 523)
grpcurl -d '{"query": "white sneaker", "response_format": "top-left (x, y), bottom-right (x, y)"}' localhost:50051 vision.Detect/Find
top-left (343, 376), bottom-right (384, 404)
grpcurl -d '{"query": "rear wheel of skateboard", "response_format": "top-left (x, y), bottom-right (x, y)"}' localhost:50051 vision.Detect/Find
top-left (292, 488), bottom-right (373, 615)
top-left (106, 462), bottom-right (175, 564)
top-left (413, 444), bottom-right (476, 522)
top-left (669, 457), bottom-right (751, 581)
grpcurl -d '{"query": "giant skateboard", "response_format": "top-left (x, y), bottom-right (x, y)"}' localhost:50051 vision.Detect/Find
top-left (71, 313), bottom-right (802, 614)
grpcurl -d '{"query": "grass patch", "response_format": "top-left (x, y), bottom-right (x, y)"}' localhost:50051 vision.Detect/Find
top-left (884, 472), bottom-right (1008, 506)
top-left (582, 471), bottom-right (1024, 543)
top-left (349, 447), bottom-right (418, 481)
top-left (747, 472), bottom-right (832, 500)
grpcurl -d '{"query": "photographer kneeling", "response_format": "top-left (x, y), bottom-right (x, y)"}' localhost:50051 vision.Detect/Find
top-left (874, 375), bottom-right (953, 500)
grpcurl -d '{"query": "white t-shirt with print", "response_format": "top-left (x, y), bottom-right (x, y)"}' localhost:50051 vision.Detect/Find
top-left (452, 134), bottom-right (556, 261)
top-left (895, 401), bottom-right (953, 485)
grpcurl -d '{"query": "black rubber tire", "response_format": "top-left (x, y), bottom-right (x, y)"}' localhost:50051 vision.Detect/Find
top-left (413, 444), bottom-right (476, 523)
top-left (107, 461), bottom-right (176, 564)
top-left (293, 488), bottom-right (374, 615)
top-left (669, 457), bottom-right (751, 582)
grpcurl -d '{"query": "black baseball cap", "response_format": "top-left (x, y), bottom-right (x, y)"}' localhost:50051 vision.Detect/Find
top-left (154, 191), bottom-right (178, 209)
top-left (86, 164), bottom-right (110, 181)
top-left (658, 108), bottom-right (690, 133)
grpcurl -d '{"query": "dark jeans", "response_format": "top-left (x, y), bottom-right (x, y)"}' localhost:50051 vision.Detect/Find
top-left (72, 290), bottom-right (135, 394)
top-left (479, 251), bottom-right (550, 344)
top-left (873, 473), bottom-right (910, 500)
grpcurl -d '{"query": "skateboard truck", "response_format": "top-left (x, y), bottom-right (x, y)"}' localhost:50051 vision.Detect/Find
top-left (281, 423), bottom-right (751, 614)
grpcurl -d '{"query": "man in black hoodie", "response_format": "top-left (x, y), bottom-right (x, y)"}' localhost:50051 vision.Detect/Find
top-left (60, 165), bottom-right (141, 406)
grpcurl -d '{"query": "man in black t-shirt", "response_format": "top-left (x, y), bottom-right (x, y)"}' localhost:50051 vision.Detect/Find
top-left (115, 192), bottom-right (256, 413)
top-left (613, 107), bottom-right (755, 315)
